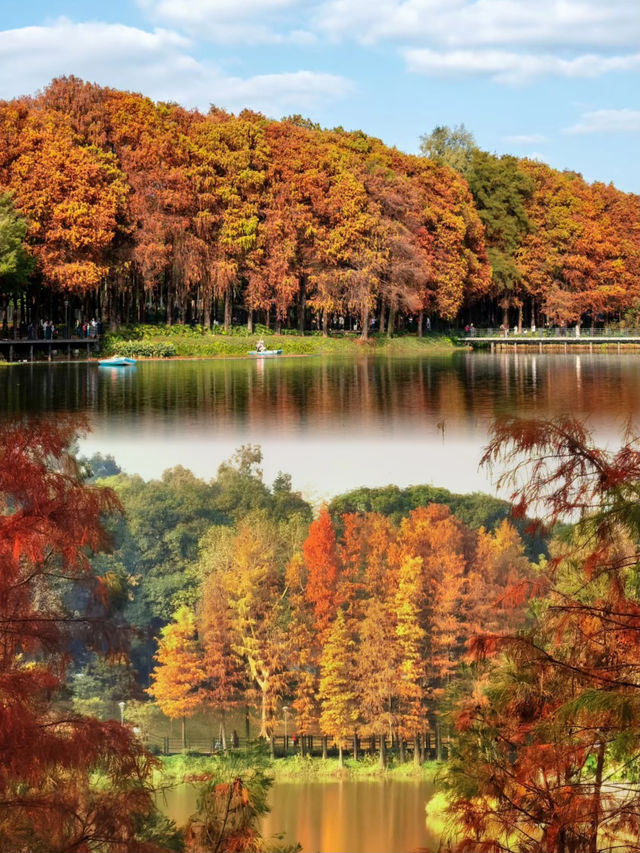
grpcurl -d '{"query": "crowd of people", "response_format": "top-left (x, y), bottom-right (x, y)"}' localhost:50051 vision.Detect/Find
top-left (0, 318), bottom-right (102, 340)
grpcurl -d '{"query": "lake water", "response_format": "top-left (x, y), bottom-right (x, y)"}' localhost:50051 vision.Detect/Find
top-left (5, 350), bottom-right (637, 850)
top-left (2, 352), bottom-right (636, 498)
top-left (158, 778), bottom-right (439, 853)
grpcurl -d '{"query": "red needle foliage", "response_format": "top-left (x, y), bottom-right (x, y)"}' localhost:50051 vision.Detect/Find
top-left (0, 417), bottom-right (161, 853)
top-left (443, 418), bottom-right (640, 853)
top-left (303, 506), bottom-right (339, 638)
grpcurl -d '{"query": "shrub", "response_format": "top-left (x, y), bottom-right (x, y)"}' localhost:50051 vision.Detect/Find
top-left (107, 340), bottom-right (177, 358)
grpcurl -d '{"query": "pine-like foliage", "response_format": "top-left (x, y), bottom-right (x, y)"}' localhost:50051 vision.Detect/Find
top-left (147, 605), bottom-right (205, 746)
top-left (0, 418), bottom-right (163, 852)
top-left (444, 417), bottom-right (640, 853)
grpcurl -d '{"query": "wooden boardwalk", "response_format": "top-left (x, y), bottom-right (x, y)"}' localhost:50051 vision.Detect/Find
top-left (0, 337), bottom-right (100, 362)
top-left (145, 732), bottom-right (444, 760)
top-left (456, 334), bottom-right (640, 352)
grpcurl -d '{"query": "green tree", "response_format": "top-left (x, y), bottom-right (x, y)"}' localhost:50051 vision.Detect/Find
top-left (465, 150), bottom-right (533, 328)
top-left (0, 192), bottom-right (33, 328)
top-left (419, 124), bottom-right (475, 175)
top-left (0, 192), bottom-right (32, 284)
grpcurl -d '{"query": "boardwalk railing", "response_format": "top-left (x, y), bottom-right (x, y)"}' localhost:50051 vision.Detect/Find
top-left (0, 336), bottom-right (101, 362)
top-left (454, 327), bottom-right (640, 339)
top-left (143, 731), bottom-right (445, 761)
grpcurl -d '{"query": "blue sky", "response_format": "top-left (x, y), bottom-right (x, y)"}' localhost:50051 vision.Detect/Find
top-left (1, 0), bottom-right (639, 192)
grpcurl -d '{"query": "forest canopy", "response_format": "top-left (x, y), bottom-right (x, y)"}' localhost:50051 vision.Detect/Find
top-left (0, 78), bottom-right (637, 336)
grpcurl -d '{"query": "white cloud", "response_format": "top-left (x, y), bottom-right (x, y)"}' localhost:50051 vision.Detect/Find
top-left (563, 108), bottom-right (640, 134)
top-left (137, 0), bottom-right (314, 44)
top-left (403, 48), bottom-right (640, 84)
top-left (315, 0), bottom-right (639, 49)
top-left (0, 19), bottom-right (352, 115)
top-left (313, 0), bottom-right (640, 84)
top-left (504, 133), bottom-right (548, 144)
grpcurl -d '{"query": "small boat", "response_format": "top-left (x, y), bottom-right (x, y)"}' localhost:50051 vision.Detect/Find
top-left (248, 349), bottom-right (282, 357)
top-left (98, 356), bottom-right (137, 366)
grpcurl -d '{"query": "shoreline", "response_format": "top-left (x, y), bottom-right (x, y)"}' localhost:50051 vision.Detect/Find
top-left (154, 752), bottom-right (440, 787)
top-left (3, 326), bottom-right (638, 364)
top-left (2, 331), bottom-right (464, 363)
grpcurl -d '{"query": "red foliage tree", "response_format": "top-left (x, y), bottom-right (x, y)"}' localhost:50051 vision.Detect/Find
top-left (302, 506), bottom-right (339, 638)
top-left (0, 418), bottom-right (160, 852)
top-left (444, 418), bottom-right (640, 853)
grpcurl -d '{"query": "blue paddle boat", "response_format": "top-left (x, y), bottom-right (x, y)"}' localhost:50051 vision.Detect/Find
top-left (248, 349), bottom-right (282, 357)
top-left (98, 356), bottom-right (137, 367)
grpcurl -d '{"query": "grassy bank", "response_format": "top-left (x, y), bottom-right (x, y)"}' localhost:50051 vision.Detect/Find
top-left (101, 324), bottom-right (460, 359)
top-left (154, 751), bottom-right (440, 786)
top-left (271, 754), bottom-right (439, 781)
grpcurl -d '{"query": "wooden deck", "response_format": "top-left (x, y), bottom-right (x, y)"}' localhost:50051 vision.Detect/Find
top-left (0, 337), bottom-right (100, 362)
top-left (456, 335), bottom-right (640, 352)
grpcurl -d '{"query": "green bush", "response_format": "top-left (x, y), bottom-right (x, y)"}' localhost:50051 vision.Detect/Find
top-left (107, 340), bottom-right (177, 358)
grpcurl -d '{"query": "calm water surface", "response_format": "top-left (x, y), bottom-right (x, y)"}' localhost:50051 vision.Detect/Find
top-left (158, 779), bottom-right (439, 853)
top-left (2, 352), bottom-right (636, 495)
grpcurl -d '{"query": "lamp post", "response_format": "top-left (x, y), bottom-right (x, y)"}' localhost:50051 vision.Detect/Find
top-left (283, 706), bottom-right (290, 756)
top-left (118, 701), bottom-right (125, 725)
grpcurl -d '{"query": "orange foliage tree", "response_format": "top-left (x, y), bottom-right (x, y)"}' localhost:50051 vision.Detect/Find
top-left (147, 604), bottom-right (205, 748)
top-left (302, 506), bottom-right (339, 638)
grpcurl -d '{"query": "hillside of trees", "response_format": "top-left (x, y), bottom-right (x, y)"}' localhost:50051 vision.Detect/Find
top-left (2, 420), bottom-right (638, 851)
top-left (0, 77), bottom-right (638, 337)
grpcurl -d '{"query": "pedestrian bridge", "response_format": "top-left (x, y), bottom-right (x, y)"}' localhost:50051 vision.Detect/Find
top-left (0, 337), bottom-right (101, 362)
top-left (454, 329), bottom-right (640, 351)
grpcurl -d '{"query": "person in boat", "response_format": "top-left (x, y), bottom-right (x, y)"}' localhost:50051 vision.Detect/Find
top-left (256, 338), bottom-right (266, 352)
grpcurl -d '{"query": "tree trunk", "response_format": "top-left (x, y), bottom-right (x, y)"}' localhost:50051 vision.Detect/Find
top-left (352, 732), bottom-right (358, 761)
top-left (298, 277), bottom-right (306, 334)
top-left (259, 688), bottom-right (268, 739)
top-left (247, 309), bottom-right (253, 334)
top-left (269, 733), bottom-right (275, 759)
top-left (414, 735), bottom-right (422, 767)
top-left (322, 309), bottom-right (329, 338)
top-left (245, 706), bottom-right (250, 741)
top-left (378, 737), bottom-right (386, 770)
top-left (378, 300), bottom-right (386, 335)
top-left (322, 736), bottom-right (328, 760)
top-left (435, 720), bottom-right (442, 762)
top-left (387, 305), bottom-right (395, 338)
top-left (204, 295), bottom-right (211, 329)
top-left (275, 315), bottom-right (281, 334)
top-left (360, 305), bottom-right (369, 340)
top-left (588, 740), bottom-right (606, 853)
top-left (181, 716), bottom-right (186, 749)
top-left (399, 737), bottom-right (405, 764)
top-left (417, 310), bottom-right (423, 337)
top-left (224, 290), bottom-right (232, 331)
top-left (517, 303), bottom-right (523, 333)
top-left (338, 744), bottom-right (344, 768)
top-left (167, 284), bottom-right (174, 327)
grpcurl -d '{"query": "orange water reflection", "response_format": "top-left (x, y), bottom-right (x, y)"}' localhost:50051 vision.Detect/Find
top-left (158, 779), bottom-right (440, 853)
